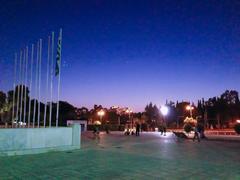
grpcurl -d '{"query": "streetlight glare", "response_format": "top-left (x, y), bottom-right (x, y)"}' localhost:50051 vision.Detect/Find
top-left (160, 106), bottom-right (169, 116)
top-left (126, 109), bottom-right (133, 113)
top-left (97, 110), bottom-right (105, 116)
top-left (186, 105), bottom-right (194, 118)
top-left (186, 105), bottom-right (194, 110)
top-left (97, 109), bottom-right (105, 124)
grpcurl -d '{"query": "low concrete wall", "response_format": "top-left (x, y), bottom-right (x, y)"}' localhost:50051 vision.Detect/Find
top-left (0, 124), bottom-right (81, 156)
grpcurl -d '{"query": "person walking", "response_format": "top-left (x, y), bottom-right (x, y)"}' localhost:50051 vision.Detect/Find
top-left (93, 125), bottom-right (100, 140)
top-left (136, 123), bottom-right (140, 136)
top-left (163, 126), bottom-right (166, 136)
top-left (193, 125), bottom-right (200, 142)
top-left (105, 123), bottom-right (110, 134)
top-left (198, 123), bottom-right (206, 139)
top-left (162, 121), bottom-right (167, 136)
top-left (159, 125), bottom-right (163, 135)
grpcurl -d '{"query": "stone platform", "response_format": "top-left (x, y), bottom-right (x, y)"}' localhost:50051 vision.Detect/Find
top-left (0, 124), bottom-right (81, 156)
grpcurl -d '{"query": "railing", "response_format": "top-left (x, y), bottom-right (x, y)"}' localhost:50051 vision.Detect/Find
top-left (205, 131), bottom-right (236, 136)
top-left (169, 128), bottom-right (237, 136)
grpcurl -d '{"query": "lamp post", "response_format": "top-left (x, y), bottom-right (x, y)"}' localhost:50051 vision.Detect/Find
top-left (97, 109), bottom-right (105, 124)
top-left (186, 105), bottom-right (194, 118)
top-left (160, 105), bottom-right (169, 135)
top-left (126, 109), bottom-right (133, 129)
top-left (160, 105), bottom-right (169, 122)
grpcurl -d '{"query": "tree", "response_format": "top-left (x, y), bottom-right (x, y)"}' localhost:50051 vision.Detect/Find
top-left (176, 101), bottom-right (190, 127)
top-left (0, 91), bottom-right (11, 125)
top-left (76, 107), bottom-right (90, 120)
top-left (0, 91), bottom-right (6, 110)
top-left (58, 101), bottom-right (77, 126)
top-left (144, 102), bottom-right (161, 128)
top-left (165, 101), bottom-right (178, 127)
top-left (108, 110), bottom-right (119, 124)
top-left (221, 90), bottom-right (239, 104)
top-left (89, 104), bottom-right (105, 124)
top-left (202, 90), bottom-right (240, 128)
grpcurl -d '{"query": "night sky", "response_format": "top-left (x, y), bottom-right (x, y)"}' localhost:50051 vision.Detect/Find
top-left (0, 0), bottom-right (240, 111)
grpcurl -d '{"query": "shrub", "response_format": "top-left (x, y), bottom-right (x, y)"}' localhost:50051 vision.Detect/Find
top-left (184, 123), bottom-right (193, 133)
top-left (184, 117), bottom-right (197, 126)
top-left (234, 123), bottom-right (240, 135)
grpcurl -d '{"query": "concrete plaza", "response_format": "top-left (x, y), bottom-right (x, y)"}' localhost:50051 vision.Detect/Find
top-left (0, 132), bottom-right (239, 179)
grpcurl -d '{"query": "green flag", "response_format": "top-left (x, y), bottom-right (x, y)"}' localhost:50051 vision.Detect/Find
top-left (55, 31), bottom-right (62, 76)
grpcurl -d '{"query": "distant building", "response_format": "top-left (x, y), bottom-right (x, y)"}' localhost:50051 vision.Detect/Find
top-left (67, 120), bottom-right (88, 132)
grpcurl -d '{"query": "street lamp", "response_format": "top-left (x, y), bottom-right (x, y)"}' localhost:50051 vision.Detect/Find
top-left (186, 105), bottom-right (194, 118)
top-left (160, 105), bottom-right (169, 116)
top-left (160, 105), bottom-right (169, 124)
top-left (160, 105), bottom-right (169, 135)
top-left (126, 109), bottom-right (133, 129)
top-left (97, 109), bottom-right (105, 123)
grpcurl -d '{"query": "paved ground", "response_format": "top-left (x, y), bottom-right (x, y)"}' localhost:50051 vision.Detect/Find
top-left (0, 132), bottom-right (240, 180)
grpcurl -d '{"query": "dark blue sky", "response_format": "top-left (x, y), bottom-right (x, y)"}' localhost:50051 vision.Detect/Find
top-left (1, 0), bottom-right (240, 111)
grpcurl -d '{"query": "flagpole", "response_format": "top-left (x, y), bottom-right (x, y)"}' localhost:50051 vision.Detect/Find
top-left (37, 39), bottom-right (42, 128)
top-left (43, 37), bottom-right (50, 128)
top-left (49, 32), bottom-right (54, 127)
top-left (20, 49), bottom-right (26, 124)
top-left (28, 44), bottom-right (34, 128)
top-left (33, 41), bottom-right (39, 128)
top-left (16, 51), bottom-right (22, 126)
top-left (56, 29), bottom-right (62, 127)
top-left (12, 53), bottom-right (17, 127)
top-left (23, 46), bottom-right (28, 125)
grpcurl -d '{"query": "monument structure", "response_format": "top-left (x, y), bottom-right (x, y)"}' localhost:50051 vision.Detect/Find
top-left (0, 29), bottom-right (81, 156)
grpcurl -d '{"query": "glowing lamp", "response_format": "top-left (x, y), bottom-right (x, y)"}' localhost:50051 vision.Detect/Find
top-left (160, 105), bottom-right (169, 116)
top-left (186, 105), bottom-right (194, 110)
top-left (97, 110), bottom-right (105, 116)
top-left (126, 109), bottom-right (132, 114)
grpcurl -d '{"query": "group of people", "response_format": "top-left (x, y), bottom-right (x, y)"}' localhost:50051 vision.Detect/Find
top-left (159, 126), bottom-right (167, 136)
top-left (93, 122), bottom-right (205, 142)
top-left (124, 123), bottom-right (141, 136)
top-left (159, 121), bottom-right (167, 136)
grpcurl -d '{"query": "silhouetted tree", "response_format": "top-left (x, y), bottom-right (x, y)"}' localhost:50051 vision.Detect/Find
top-left (0, 91), bottom-right (6, 110)
top-left (58, 101), bottom-right (77, 126)
top-left (144, 102), bottom-right (161, 128)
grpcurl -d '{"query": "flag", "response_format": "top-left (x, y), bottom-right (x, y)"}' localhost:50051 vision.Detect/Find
top-left (55, 29), bottom-right (62, 127)
top-left (55, 31), bottom-right (62, 76)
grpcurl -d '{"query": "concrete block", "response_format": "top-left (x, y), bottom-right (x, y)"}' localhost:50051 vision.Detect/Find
top-left (0, 124), bottom-right (81, 156)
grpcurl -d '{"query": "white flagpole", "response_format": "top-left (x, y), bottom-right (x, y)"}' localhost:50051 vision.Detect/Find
top-left (20, 49), bottom-right (26, 124)
top-left (33, 41), bottom-right (39, 128)
top-left (56, 29), bottom-right (62, 127)
top-left (37, 39), bottom-right (42, 128)
top-left (44, 36), bottom-right (50, 127)
top-left (28, 44), bottom-right (34, 128)
top-left (16, 51), bottom-right (22, 125)
top-left (12, 53), bottom-right (17, 127)
top-left (49, 32), bottom-right (54, 127)
top-left (23, 46), bottom-right (28, 124)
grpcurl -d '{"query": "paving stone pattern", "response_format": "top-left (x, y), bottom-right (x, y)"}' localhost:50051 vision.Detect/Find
top-left (0, 132), bottom-right (240, 180)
